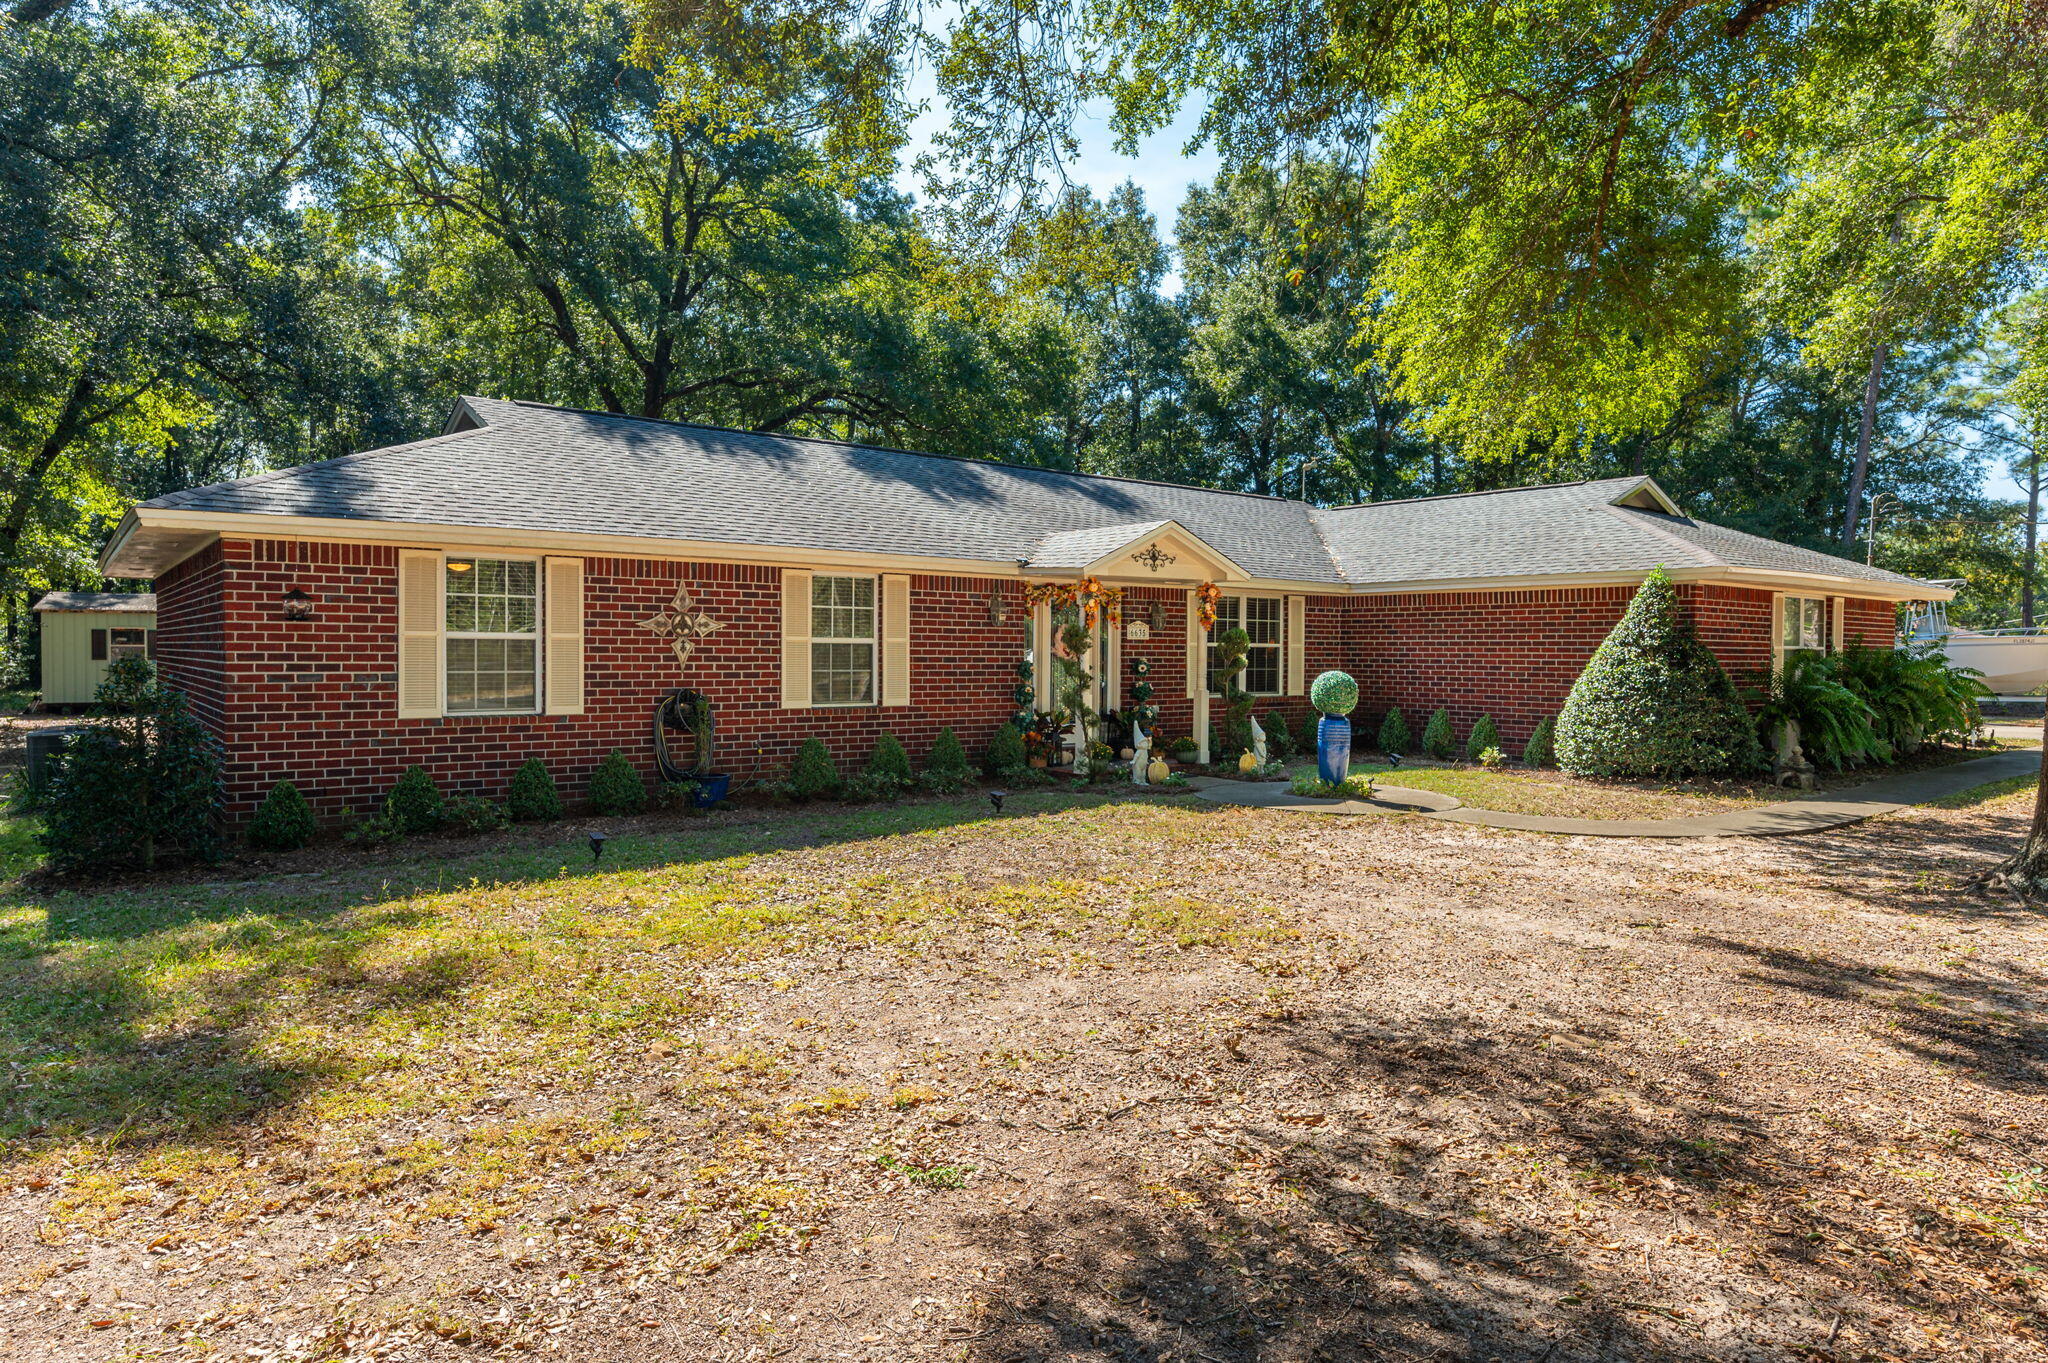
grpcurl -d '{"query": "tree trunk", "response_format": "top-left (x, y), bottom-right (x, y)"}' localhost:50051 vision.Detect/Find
top-left (2024, 451), bottom-right (2042, 629)
top-left (1841, 342), bottom-right (1888, 550)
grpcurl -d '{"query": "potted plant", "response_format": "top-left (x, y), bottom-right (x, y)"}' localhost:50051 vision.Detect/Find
top-left (1310, 671), bottom-right (1360, 784)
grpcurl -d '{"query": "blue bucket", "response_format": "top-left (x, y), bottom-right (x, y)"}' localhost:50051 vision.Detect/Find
top-left (1316, 716), bottom-right (1352, 785)
top-left (691, 773), bottom-right (731, 808)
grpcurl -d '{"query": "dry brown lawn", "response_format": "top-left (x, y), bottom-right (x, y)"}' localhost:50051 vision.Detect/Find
top-left (0, 779), bottom-right (2043, 1362)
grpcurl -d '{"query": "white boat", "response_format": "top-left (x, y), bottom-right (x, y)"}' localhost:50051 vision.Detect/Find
top-left (1901, 583), bottom-right (2048, 693)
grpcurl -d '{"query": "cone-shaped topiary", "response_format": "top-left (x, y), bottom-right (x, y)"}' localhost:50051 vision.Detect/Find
top-left (788, 738), bottom-right (839, 800)
top-left (1377, 707), bottom-right (1412, 756)
top-left (385, 765), bottom-right (445, 835)
top-left (249, 780), bottom-right (315, 851)
top-left (587, 751), bottom-right (647, 814)
top-left (1464, 715), bottom-right (1501, 763)
top-left (1555, 566), bottom-right (1765, 777)
top-left (1522, 716), bottom-right (1557, 768)
top-left (867, 732), bottom-right (912, 784)
top-left (507, 758), bottom-right (562, 822)
top-left (1422, 708), bottom-right (1456, 759)
top-left (926, 727), bottom-right (970, 782)
top-left (983, 723), bottom-right (1025, 774)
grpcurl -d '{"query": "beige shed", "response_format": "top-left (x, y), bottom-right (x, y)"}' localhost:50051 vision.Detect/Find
top-left (33, 591), bottom-right (157, 706)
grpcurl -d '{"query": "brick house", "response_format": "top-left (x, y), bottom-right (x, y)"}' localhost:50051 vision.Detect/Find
top-left (100, 397), bottom-right (1947, 823)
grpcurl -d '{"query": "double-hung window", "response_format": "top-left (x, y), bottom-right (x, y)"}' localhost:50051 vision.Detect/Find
top-left (445, 557), bottom-right (539, 713)
top-left (811, 574), bottom-right (876, 705)
top-left (1208, 595), bottom-right (1282, 695)
top-left (1780, 595), bottom-right (1825, 659)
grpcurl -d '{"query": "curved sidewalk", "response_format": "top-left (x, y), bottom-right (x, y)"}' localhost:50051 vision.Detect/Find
top-left (1190, 750), bottom-right (2037, 839)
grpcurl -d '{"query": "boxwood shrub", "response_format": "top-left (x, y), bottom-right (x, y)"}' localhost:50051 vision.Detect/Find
top-left (1555, 567), bottom-right (1764, 777)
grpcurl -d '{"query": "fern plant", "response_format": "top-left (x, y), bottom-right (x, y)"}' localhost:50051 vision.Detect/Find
top-left (1749, 653), bottom-right (1888, 772)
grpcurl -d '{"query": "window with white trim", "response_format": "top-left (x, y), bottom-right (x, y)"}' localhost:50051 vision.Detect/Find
top-left (1781, 595), bottom-right (1825, 657)
top-left (445, 557), bottom-right (539, 713)
top-left (811, 574), bottom-right (876, 706)
top-left (1208, 595), bottom-right (1282, 695)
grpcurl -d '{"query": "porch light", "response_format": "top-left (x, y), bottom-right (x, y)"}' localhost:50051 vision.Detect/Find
top-left (282, 587), bottom-right (313, 621)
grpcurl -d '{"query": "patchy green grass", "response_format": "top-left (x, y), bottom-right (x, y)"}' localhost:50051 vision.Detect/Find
top-left (0, 787), bottom-right (1263, 1264)
top-left (1924, 771), bottom-right (2039, 810)
top-left (1321, 763), bottom-right (1771, 820)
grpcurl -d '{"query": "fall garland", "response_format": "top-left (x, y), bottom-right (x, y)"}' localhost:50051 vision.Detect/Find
top-left (1195, 581), bottom-right (1222, 632)
top-left (1023, 577), bottom-right (1126, 628)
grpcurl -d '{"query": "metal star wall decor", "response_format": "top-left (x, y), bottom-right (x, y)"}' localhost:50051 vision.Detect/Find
top-left (1131, 544), bottom-right (1177, 573)
top-left (639, 584), bottom-right (726, 667)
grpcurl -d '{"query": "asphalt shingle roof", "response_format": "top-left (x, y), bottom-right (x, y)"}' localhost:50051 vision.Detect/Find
top-left (1310, 482), bottom-right (1924, 589)
top-left (144, 399), bottom-right (1342, 582)
top-left (34, 591), bottom-right (155, 613)
top-left (137, 398), bottom-right (1933, 592)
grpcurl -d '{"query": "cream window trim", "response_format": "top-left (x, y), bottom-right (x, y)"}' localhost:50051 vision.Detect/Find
top-left (397, 551), bottom-right (444, 719)
top-left (543, 557), bottom-right (584, 715)
top-left (809, 572), bottom-right (878, 708)
top-left (1105, 617), bottom-right (1123, 711)
top-left (1032, 599), bottom-right (1054, 711)
top-left (443, 555), bottom-right (542, 717)
top-left (1207, 592), bottom-right (1284, 698)
top-left (880, 573), bottom-right (911, 707)
top-left (1284, 595), bottom-right (1306, 695)
top-left (1829, 596), bottom-right (1846, 653)
top-left (781, 569), bottom-right (813, 709)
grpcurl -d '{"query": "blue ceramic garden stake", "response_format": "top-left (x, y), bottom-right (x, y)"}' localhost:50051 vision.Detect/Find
top-left (1311, 670), bottom-right (1359, 785)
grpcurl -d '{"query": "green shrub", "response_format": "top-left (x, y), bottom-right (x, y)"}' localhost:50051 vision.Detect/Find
top-left (248, 780), bottom-right (316, 851)
top-left (1261, 711), bottom-right (1294, 761)
top-left (983, 723), bottom-right (1026, 775)
top-left (788, 738), bottom-right (840, 800)
top-left (657, 780), bottom-right (707, 814)
top-left (507, 758), bottom-right (561, 822)
top-left (384, 765), bottom-right (445, 835)
top-left (1749, 653), bottom-right (1888, 772)
top-left (587, 751), bottom-right (647, 814)
top-left (1422, 708), bottom-right (1456, 759)
top-left (1832, 643), bottom-right (1986, 752)
top-left (1214, 627), bottom-right (1255, 753)
top-left (443, 794), bottom-right (510, 834)
top-left (1376, 707), bottom-right (1411, 756)
top-left (1522, 716), bottom-right (1557, 767)
top-left (40, 658), bottom-right (223, 874)
top-left (1555, 567), bottom-right (1764, 777)
top-left (867, 732), bottom-right (913, 786)
top-left (1464, 715), bottom-right (1501, 763)
top-left (1310, 670), bottom-right (1359, 716)
top-left (923, 727), bottom-right (972, 793)
top-left (1293, 711), bottom-right (1318, 752)
top-left (1477, 746), bottom-right (1506, 770)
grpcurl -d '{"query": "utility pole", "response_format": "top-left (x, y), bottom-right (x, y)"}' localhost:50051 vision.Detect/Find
top-left (1865, 493), bottom-right (1898, 567)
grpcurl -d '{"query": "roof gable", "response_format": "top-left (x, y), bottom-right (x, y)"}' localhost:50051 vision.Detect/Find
top-left (1024, 520), bottom-right (1247, 580)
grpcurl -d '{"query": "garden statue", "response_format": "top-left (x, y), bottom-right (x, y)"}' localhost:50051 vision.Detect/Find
top-left (1248, 713), bottom-right (1267, 764)
top-left (1311, 670), bottom-right (1360, 784)
top-left (1772, 718), bottom-right (1817, 791)
top-left (1130, 718), bottom-right (1152, 785)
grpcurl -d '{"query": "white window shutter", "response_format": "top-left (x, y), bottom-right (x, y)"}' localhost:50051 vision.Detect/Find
top-left (881, 573), bottom-right (911, 706)
top-left (1285, 595), bottom-right (1306, 694)
top-left (544, 557), bottom-right (584, 714)
top-left (397, 551), bottom-right (442, 719)
top-left (1184, 590), bottom-right (1202, 699)
top-left (1830, 596), bottom-right (1846, 653)
top-left (781, 569), bottom-right (813, 709)
top-left (1032, 599), bottom-right (1053, 710)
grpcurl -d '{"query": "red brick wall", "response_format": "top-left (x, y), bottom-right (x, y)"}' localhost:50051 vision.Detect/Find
top-left (150, 536), bottom-right (1906, 821)
top-left (1353, 585), bottom-right (1636, 748)
top-left (1839, 596), bottom-right (1898, 650)
top-left (171, 540), bottom-right (1035, 823)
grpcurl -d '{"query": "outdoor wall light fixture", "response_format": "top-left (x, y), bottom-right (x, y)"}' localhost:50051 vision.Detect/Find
top-left (282, 587), bottom-right (314, 621)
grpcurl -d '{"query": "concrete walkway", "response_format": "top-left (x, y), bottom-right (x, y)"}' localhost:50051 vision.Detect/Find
top-left (1190, 750), bottom-right (2038, 839)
